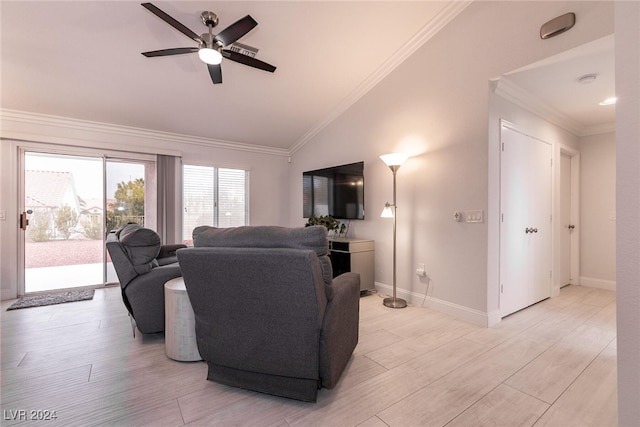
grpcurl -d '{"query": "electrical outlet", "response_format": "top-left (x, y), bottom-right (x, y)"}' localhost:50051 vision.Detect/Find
top-left (0, 210), bottom-right (6, 221)
top-left (416, 263), bottom-right (426, 277)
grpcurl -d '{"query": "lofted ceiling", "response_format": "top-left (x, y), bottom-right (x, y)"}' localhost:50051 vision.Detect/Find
top-left (1, 1), bottom-right (459, 152)
top-left (1, 2), bottom-right (615, 153)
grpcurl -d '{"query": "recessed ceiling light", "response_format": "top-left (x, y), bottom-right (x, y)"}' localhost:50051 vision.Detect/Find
top-left (577, 73), bottom-right (598, 84)
top-left (599, 97), bottom-right (617, 106)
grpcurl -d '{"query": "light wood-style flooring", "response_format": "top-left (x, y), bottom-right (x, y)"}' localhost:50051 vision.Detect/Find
top-left (1, 284), bottom-right (617, 426)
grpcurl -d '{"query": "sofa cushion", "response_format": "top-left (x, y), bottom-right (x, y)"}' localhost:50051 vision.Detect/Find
top-left (193, 225), bottom-right (333, 298)
top-left (118, 224), bottom-right (161, 275)
top-left (193, 225), bottom-right (328, 255)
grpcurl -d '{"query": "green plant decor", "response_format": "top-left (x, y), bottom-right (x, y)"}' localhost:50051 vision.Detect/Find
top-left (305, 215), bottom-right (340, 233)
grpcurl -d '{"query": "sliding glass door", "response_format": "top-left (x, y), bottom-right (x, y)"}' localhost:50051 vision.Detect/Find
top-left (23, 152), bottom-right (104, 293)
top-left (105, 159), bottom-right (156, 284)
top-left (21, 150), bottom-right (156, 294)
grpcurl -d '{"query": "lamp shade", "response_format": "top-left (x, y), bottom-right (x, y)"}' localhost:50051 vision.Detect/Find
top-left (381, 204), bottom-right (394, 218)
top-left (198, 48), bottom-right (223, 65)
top-left (379, 153), bottom-right (408, 167)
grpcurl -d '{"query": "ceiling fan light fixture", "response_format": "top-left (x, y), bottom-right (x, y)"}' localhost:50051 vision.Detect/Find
top-left (198, 48), bottom-right (222, 65)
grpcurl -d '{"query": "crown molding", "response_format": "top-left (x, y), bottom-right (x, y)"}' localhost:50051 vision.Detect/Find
top-left (581, 122), bottom-right (616, 136)
top-left (0, 109), bottom-right (290, 157)
top-left (493, 77), bottom-right (615, 137)
top-left (493, 77), bottom-right (584, 136)
top-left (288, 1), bottom-right (473, 155)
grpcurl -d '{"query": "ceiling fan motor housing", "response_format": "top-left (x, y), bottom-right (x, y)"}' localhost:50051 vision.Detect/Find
top-left (201, 11), bottom-right (219, 28)
top-left (200, 33), bottom-right (220, 50)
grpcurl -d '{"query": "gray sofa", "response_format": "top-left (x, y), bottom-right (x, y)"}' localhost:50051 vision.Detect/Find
top-left (106, 224), bottom-right (185, 334)
top-left (177, 225), bottom-right (360, 402)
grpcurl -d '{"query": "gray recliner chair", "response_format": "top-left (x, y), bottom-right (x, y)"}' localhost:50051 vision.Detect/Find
top-left (106, 223), bottom-right (185, 334)
top-left (177, 225), bottom-right (360, 402)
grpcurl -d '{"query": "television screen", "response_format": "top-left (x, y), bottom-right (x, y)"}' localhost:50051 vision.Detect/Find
top-left (303, 161), bottom-right (364, 220)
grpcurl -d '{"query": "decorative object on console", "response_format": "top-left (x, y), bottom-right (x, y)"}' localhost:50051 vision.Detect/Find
top-left (304, 214), bottom-right (340, 235)
top-left (380, 152), bottom-right (409, 309)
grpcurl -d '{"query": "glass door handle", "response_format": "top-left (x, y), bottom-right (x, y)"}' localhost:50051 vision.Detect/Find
top-left (20, 212), bottom-right (28, 231)
top-left (19, 210), bottom-right (32, 231)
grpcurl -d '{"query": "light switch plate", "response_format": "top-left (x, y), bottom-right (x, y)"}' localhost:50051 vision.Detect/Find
top-left (0, 210), bottom-right (6, 221)
top-left (466, 209), bottom-right (484, 223)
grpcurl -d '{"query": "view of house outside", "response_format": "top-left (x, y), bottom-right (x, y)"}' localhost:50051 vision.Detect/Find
top-left (24, 152), bottom-right (146, 292)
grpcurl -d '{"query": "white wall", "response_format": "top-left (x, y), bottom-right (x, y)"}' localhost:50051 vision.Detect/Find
top-left (615, 1), bottom-right (640, 423)
top-left (579, 132), bottom-right (616, 288)
top-left (290, 1), bottom-right (613, 325)
top-left (0, 113), bottom-right (290, 300)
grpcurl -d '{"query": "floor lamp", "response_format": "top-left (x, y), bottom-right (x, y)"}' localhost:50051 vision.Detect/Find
top-left (380, 153), bottom-right (408, 309)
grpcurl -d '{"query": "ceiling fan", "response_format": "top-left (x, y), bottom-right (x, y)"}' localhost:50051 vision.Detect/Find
top-left (140, 2), bottom-right (276, 85)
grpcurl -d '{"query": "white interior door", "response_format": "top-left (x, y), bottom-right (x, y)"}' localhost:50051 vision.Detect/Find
top-left (528, 136), bottom-right (552, 304)
top-left (500, 124), bottom-right (552, 317)
top-left (500, 126), bottom-right (531, 315)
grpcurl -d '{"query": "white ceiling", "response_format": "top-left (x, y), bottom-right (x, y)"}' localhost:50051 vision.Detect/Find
top-left (1, 2), bottom-right (616, 152)
top-left (498, 34), bottom-right (615, 136)
top-left (1, 1), bottom-right (458, 151)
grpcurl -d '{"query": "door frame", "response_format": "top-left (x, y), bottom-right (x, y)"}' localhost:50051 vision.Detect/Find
top-left (555, 145), bottom-right (580, 292)
top-left (15, 142), bottom-right (155, 296)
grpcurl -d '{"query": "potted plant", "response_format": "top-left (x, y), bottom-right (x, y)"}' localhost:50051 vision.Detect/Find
top-left (305, 215), bottom-right (340, 235)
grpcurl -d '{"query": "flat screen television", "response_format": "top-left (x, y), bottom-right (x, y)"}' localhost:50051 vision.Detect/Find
top-left (303, 161), bottom-right (364, 220)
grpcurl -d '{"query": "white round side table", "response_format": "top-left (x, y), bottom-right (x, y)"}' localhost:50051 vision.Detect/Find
top-left (164, 277), bottom-right (201, 362)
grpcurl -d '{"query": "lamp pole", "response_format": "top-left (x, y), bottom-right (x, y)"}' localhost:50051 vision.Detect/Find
top-left (380, 153), bottom-right (408, 309)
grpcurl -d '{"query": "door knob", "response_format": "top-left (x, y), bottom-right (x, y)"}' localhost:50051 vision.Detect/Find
top-left (568, 224), bottom-right (575, 230)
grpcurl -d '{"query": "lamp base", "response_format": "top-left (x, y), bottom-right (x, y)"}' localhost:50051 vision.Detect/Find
top-left (383, 297), bottom-right (407, 309)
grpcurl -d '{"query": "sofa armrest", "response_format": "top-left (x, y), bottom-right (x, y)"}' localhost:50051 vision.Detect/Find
top-left (158, 244), bottom-right (187, 259)
top-left (319, 272), bottom-right (360, 389)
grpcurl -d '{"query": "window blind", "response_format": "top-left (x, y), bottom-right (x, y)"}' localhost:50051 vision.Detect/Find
top-left (182, 164), bottom-right (248, 243)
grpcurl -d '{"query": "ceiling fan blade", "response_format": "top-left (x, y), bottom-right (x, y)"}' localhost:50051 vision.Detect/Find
top-left (215, 15), bottom-right (258, 47)
top-left (222, 50), bottom-right (276, 73)
top-left (142, 47), bottom-right (199, 57)
top-left (141, 3), bottom-right (202, 43)
top-left (208, 63), bottom-right (223, 84)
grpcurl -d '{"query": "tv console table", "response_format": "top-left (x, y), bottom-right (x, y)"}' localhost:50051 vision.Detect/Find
top-left (328, 237), bottom-right (375, 292)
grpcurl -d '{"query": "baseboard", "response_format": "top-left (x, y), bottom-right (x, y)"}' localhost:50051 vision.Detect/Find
top-left (579, 277), bottom-right (616, 291)
top-left (374, 282), bottom-right (490, 327)
top-left (1, 289), bottom-right (18, 301)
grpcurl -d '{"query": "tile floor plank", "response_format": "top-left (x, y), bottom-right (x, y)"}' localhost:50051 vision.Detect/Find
top-left (0, 285), bottom-right (617, 426)
top-left (447, 384), bottom-right (549, 427)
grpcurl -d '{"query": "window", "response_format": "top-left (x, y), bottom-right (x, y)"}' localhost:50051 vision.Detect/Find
top-left (182, 165), bottom-right (248, 243)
